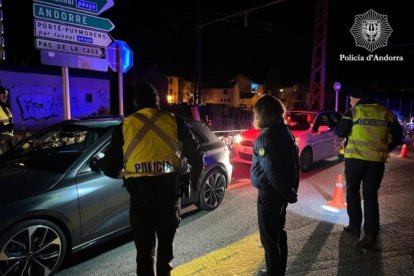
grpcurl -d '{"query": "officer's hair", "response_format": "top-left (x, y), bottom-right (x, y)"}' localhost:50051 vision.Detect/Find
top-left (128, 81), bottom-right (160, 109)
top-left (253, 94), bottom-right (286, 128)
top-left (0, 85), bottom-right (8, 95)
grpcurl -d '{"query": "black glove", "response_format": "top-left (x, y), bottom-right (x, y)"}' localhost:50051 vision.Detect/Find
top-left (287, 188), bottom-right (298, 204)
top-left (7, 123), bottom-right (14, 132)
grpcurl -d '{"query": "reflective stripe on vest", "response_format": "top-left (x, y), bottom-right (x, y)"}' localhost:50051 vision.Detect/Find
top-left (123, 108), bottom-right (181, 178)
top-left (0, 105), bottom-right (13, 136)
top-left (0, 105), bottom-right (12, 124)
top-left (345, 104), bottom-right (392, 162)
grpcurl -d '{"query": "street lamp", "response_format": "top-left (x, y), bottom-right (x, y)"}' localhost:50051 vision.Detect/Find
top-left (333, 82), bottom-right (341, 112)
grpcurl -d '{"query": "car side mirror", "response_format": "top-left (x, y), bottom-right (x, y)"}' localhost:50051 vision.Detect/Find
top-left (91, 152), bottom-right (105, 172)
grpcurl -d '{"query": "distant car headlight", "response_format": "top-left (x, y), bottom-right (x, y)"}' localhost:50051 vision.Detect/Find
top-left (295, 137), bottom-right (300, 145)
top-left (235, 134), bottom-right (243, 144)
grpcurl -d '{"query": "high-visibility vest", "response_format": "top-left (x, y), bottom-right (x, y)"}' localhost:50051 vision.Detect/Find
top-left (122, 108), bottom-right (182, 178)
top-left (345, 104), bottom-right (394, 162)
top-left (0, 104), bottom-right (13, 136)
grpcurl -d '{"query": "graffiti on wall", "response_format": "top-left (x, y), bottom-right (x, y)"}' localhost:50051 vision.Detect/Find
top-left (10, 86), bottom-right (110, 130)
top-left (17, 93), bottom-right (59, 120)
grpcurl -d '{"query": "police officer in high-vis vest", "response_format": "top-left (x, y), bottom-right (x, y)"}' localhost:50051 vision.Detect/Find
top-left (336, 86), bottom-right (403, 250)
top-left (102, 81), bottom-right (203, 276)
top-left (0, 85), bottom-right (13, 155)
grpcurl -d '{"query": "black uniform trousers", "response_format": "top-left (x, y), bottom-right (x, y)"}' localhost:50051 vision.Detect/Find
top-left (344, 158), bottom-right (385, 237)
top-left (125, 173), bottom-right (181, 276)
top-left (257, 190), bottom-right (288, 276)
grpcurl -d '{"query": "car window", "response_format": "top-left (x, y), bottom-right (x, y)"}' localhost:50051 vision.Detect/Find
top-left (286, 112), bottom-right (314, 130)
top-left (188, 122), bottom-right (220, 144)
top-left (327, 112), bottom-right (342, 127)
top-left (3, 125), bottom-right (112, 173)
top-left (313, 114), bottom-right (330, 131)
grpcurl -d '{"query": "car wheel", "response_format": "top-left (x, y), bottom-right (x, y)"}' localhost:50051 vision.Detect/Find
top-left (300, 148), bottom-right (313, 172)
top-left (0, 219), bottom-right (66, 276)
top-left (198, 169), bottom-right (227, 211)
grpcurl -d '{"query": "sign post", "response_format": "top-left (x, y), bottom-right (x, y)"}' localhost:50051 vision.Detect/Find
top-left (33, 0), bottom-right (116, 120)
top-left (34, 0), bottom-right (114, 15)
top-left (333, 82), bottom-right (341, 112)
top-left (33, 3), bottom-right (115, 31)
top-left (106, 40), bottom-right (134, 116)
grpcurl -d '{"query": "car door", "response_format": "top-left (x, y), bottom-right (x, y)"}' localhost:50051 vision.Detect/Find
top-left (327, 112), bottom-right (345, 156)
top-left (76, 144), bottom-right (130, 243)
top-left (309, 113), bottom-right (336, 161)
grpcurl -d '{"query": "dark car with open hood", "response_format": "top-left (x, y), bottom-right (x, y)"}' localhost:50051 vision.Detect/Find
top-left (0, 116), bottom-right (232, 275)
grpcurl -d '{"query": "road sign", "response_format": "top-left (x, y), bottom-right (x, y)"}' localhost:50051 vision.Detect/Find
top-left (34, 19), bottom-right (114, 47)
top-left (40, 50), bottom-right (108, 72)
top-left (106, 40), bottom-right (134, 73)
top-left (34, 0), bottom-right (114, 15)
top-left (35, 38), bottom-right (105, 58)
top-left (33, 3), bottom-right (115, 31)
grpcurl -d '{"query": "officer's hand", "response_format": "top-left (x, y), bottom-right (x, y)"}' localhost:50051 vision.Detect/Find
top-left (287, 190), bottom-right (298, 204)
top-left (7, 123), bottom-right (14, 132)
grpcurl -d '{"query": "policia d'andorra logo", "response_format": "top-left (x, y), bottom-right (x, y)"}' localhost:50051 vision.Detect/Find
top-left (350, 9), bottom-right (393, 52)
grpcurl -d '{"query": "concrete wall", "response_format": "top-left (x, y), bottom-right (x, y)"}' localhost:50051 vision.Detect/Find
top-left (0, 67), bottom-right (110, 130)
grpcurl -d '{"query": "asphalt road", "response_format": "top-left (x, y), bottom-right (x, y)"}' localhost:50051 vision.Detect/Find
top-left (56, 146), bottom-right (414, 276)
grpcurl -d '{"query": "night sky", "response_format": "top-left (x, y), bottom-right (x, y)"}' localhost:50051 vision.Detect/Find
top-left (3, 0), bottom-right (414, 90)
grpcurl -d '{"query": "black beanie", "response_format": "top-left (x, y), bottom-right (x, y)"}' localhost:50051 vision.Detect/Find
top-left (349, 86), bottom-right (371, 99)
top-left (130, 81), bottom-right (159, 108)
top-left (0, 85), bottom-right (8, 95)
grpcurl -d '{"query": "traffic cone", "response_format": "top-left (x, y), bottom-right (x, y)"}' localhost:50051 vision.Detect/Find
top-left (326, 174), bottom-right (347, 209)
top-left (399, 144), bottom-right (408, 158)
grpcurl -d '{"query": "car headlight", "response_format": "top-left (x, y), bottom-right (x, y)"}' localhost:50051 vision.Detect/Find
top-left (234, 134), bottom-right (243, 144)
top-left (295, 137), bottom-right (300, 145)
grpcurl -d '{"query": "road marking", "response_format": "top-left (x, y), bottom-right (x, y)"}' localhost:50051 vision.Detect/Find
top-left (172, 232), bottom-right (263, 275)
top-left (228, 179), bottom-right (250, 190)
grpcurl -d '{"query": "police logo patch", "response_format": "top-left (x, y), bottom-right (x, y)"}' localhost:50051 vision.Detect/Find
top-left (258, 148), bottom-right (266, 156)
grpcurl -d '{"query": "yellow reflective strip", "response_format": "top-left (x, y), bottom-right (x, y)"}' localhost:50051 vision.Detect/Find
top-left (347, 139), bottom-right (388, 150)
top-left (172, 232), bottom-right (263, 275)
top-left (123, 112), bottom-right (163, 163)
top-left (133, 112), bottom-right (178, 152)
top-left (345, 147), bottom-right (388, 159)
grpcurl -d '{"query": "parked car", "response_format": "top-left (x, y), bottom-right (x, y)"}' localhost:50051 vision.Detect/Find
top-left (233, 110), bottom-right (345, 171)
top-left (405, 116), bottom-right (414, 138)
top-left (0, 116), bottom-right (232, 275)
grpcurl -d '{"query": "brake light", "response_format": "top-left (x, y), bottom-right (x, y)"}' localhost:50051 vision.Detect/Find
top-left (234, 134), bottom-right (243, 144)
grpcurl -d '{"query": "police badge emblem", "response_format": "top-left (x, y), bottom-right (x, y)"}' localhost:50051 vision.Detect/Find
top-left (258, 148), bottom-right (266, 157)
top-left (350, 9), bottom-right (393, 52)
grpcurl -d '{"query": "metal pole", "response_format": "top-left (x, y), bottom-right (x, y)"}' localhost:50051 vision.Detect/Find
top-left (335, 89), bottom-right (339, 112)
top-left (345, 96), bottom-right (349, 113)
top-left (62, 66), bottom-right (71, 120)
top-left (195, 0), bottom-right (202, 106)
top-left (117, 45), bottom-right (124, 116)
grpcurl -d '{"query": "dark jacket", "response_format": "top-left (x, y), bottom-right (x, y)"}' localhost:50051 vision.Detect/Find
top-left (335, 97), bottom-right (404, 152)
top-left (251, 123), bottom-right (300, 203)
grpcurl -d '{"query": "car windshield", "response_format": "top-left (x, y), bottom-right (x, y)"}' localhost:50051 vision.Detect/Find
top-left (285, 112), bottom-right (316, 131)
top-left (2, 123), bottom-right (113, 173)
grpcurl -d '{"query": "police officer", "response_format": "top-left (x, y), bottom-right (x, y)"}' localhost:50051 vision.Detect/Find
top-left (0, 85), bottom-right (13, 155)
top-left (336, 86), bottom-right (403, 249)
top-left (101, 81), bottom-right (203, 276)
top-left (250, 95), bottom-right (300, 275)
